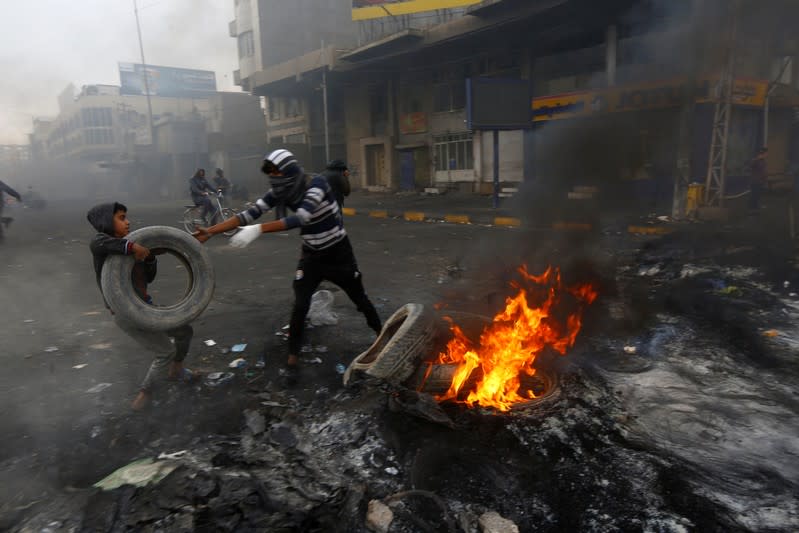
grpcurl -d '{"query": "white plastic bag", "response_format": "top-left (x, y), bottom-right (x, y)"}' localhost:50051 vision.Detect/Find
top-left (308, 290), bottom-right (338, 326)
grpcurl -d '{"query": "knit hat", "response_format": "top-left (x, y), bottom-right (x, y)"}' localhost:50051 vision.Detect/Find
top-left (326, 159), bottom-right (348, 171)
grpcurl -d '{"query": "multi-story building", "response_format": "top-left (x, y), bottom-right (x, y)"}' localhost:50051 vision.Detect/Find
top-left (232, 0), bottom-right (799, 214)
top-left (28, 76), bottom-right (267, 199)
top-left (231, 0), bottom-right (474, 175)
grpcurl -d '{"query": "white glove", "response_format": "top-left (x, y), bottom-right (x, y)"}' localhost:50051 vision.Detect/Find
top-left (229, 224), bottom-right (262, 248)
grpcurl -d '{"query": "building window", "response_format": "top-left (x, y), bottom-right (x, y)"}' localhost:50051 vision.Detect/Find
top-left (433, 82), bottom-right (465, 112)
top-left (268, 97), bottom-right (281, 121)
top-left (238, 30), bottom-right (255, 59)
top-left (284, 133), bottom-right (305, 144)
top-left (287, 98), bottom-right (301, 118)
top-left (85, 128), bottom-right (114, 145)
top-left (434, 132), bottom-right (473, 171)
top-left (81, 108), bottom-right (112, 127)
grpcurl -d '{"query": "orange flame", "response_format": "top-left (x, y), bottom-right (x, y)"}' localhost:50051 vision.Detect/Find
top-left (434, 265), bottom-right (597, 412)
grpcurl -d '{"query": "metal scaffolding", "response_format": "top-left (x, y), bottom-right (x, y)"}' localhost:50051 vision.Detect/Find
top-left (704, 0), bottom-right (741, 207)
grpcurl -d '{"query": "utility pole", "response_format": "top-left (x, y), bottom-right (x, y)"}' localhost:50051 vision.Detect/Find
top-left (321, 39), bottom-right (330, 163)
top-left (133, 0), bottom-right (155, 147)
top-left (671, 0), bottom-right (704, 219)
top-left (704, 0), bottom-right (741, 207)
top-left (764, 56), bottom-right (793, 148)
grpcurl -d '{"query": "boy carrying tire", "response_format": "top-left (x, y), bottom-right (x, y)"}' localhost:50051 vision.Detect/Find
top-left (87, 202), bottom-right (197, 411)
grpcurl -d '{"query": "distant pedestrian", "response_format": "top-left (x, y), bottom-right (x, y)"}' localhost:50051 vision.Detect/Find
top-left (0, 179), bottom-right (21, 242)
top-left (322, 159), bottom-right (351, 207)
top-left (189, 168), bottom-right (218, 223)
top-left (749, 147), bottom-right (768, 212)
top-left (213, 168), bottom-right (231, 199)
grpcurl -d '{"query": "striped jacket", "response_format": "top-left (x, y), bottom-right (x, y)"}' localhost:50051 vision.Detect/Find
top-left (237, 174), bottom-right (346, 252)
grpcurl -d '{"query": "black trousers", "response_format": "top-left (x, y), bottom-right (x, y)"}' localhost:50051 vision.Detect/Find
top-left (289, 237), bottom-right (381, 355)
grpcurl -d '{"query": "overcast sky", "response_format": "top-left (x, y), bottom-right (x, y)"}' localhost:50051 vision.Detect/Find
top-left (0, 0), bottom-right (239, 144)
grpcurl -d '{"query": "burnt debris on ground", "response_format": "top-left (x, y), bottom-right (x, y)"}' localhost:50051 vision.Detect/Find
top-left (3, 207), bottom-right (799, 532)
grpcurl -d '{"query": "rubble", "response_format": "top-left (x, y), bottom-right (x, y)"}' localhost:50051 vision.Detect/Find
top-left (366, 499), bottom-right (394, 533)
top-left (478, 511), bottom-right (519, 533)
top-left (93, 458), bottom-right (179, 491)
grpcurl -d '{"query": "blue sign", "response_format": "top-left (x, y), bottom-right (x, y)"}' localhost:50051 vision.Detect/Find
top-left (119, 63), bottom-right (217, 97)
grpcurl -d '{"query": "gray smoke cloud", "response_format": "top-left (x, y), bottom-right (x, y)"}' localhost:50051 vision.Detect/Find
top-left (0, 0), bottom-right (238, 144)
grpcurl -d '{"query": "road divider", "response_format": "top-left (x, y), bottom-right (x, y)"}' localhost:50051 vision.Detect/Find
top-left (403, 211), bottom-right (425, 222)
top-left (340, 205), bottom-right (521, 228)
top-left (444, 214), bottom-right (470, 224)
top-left (627, 225), bottom-right (674, 235)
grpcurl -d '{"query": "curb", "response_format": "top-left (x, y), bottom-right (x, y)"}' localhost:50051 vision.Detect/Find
top-left (341, 207), bottom-right (522, 228)
top-left (627, 225), bottom-right (674, 235)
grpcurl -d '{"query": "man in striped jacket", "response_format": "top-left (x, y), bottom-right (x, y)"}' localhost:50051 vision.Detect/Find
top-left (195, 149), bottom-right (382, 380)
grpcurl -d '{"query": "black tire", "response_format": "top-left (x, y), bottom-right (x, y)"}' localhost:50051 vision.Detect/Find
top-left (101, 226), bottom-right (215, 331)
top-left (343, 303), bottom-right (437, 386)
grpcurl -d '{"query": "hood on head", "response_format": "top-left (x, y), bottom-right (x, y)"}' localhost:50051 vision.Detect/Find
top-left (87, 202), bottom-right (124, 235)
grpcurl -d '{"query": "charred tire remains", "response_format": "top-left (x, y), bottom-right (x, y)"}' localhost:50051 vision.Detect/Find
top-left (101, 225), bottom-right (215, 331)
top-left (344, 303), bottom-right (437, 386)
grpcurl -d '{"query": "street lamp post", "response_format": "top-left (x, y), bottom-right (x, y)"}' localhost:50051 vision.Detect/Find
top-left (133, 0), bottom-right (155, 147)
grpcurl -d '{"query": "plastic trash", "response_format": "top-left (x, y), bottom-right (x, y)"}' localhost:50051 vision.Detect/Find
top-left (231, 343), bottom-right (247, 353)
top-left (72, 364), bottom-right (88, 370)
top-left (244, 409), bottom-right (266, 435)
top-left (205, 372), bottom-right (235, 387)
top-left (157, 450), bottom-right (187, 460)
top-left (384, 467), bottom-right (399, 475)
top-left (204, 339), bottom-right (217, 347)
top-left (229, 358), bottom-right (248, 368)
top-left (301, 357), bottom-right (323, 364)
top-left (86, 383), bottom-right (112, 393)
top-left (308, 290), bottom-right (338, 326)
top-left (623, 346), bottom-right (637, 354)
top-left (335, 363), bottom-right (346, 375)
top-left (256, 356), bottom-right (266, 369)
top-left (89, 343), bottom-right (112, 350)
top-left (93, 458), bottom-right (178, 491)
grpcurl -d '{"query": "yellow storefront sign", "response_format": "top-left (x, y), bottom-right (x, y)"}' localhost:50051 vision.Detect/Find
top-left (352, 0), bottom-right (482, 21)
top-left (532, 78), bottom-right (768, 122)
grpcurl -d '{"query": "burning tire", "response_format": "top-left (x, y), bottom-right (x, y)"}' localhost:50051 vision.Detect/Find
top-left (407, 310), bottom-right (562, 412)
top-left (343, 303), bottom-right (437, 386)
top-left (101, 225), bottom-right (215, 331)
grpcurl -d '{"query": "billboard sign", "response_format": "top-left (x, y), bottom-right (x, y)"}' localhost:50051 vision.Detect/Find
top-left (352, 0), bottom-right (482, 20)
top-left (119, 63), bottom-right (217, 98)
top-left (399, 112), bottom-right (427, 134)
top-left (532, 77), bottom-right (769, 122)
top-left (466, 77), bottom-right (532, 130)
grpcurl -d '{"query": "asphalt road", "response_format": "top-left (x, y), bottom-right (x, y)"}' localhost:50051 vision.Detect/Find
top-left (0, 199), bottom-right (537, 461)
top-left (3, 198), bottom-right (798, 531)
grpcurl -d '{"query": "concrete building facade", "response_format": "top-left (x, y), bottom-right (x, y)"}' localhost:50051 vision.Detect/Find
top-left (27, 82), bottom-right (267, 200)
top-left (233, 0), bottom-right (799, 213)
